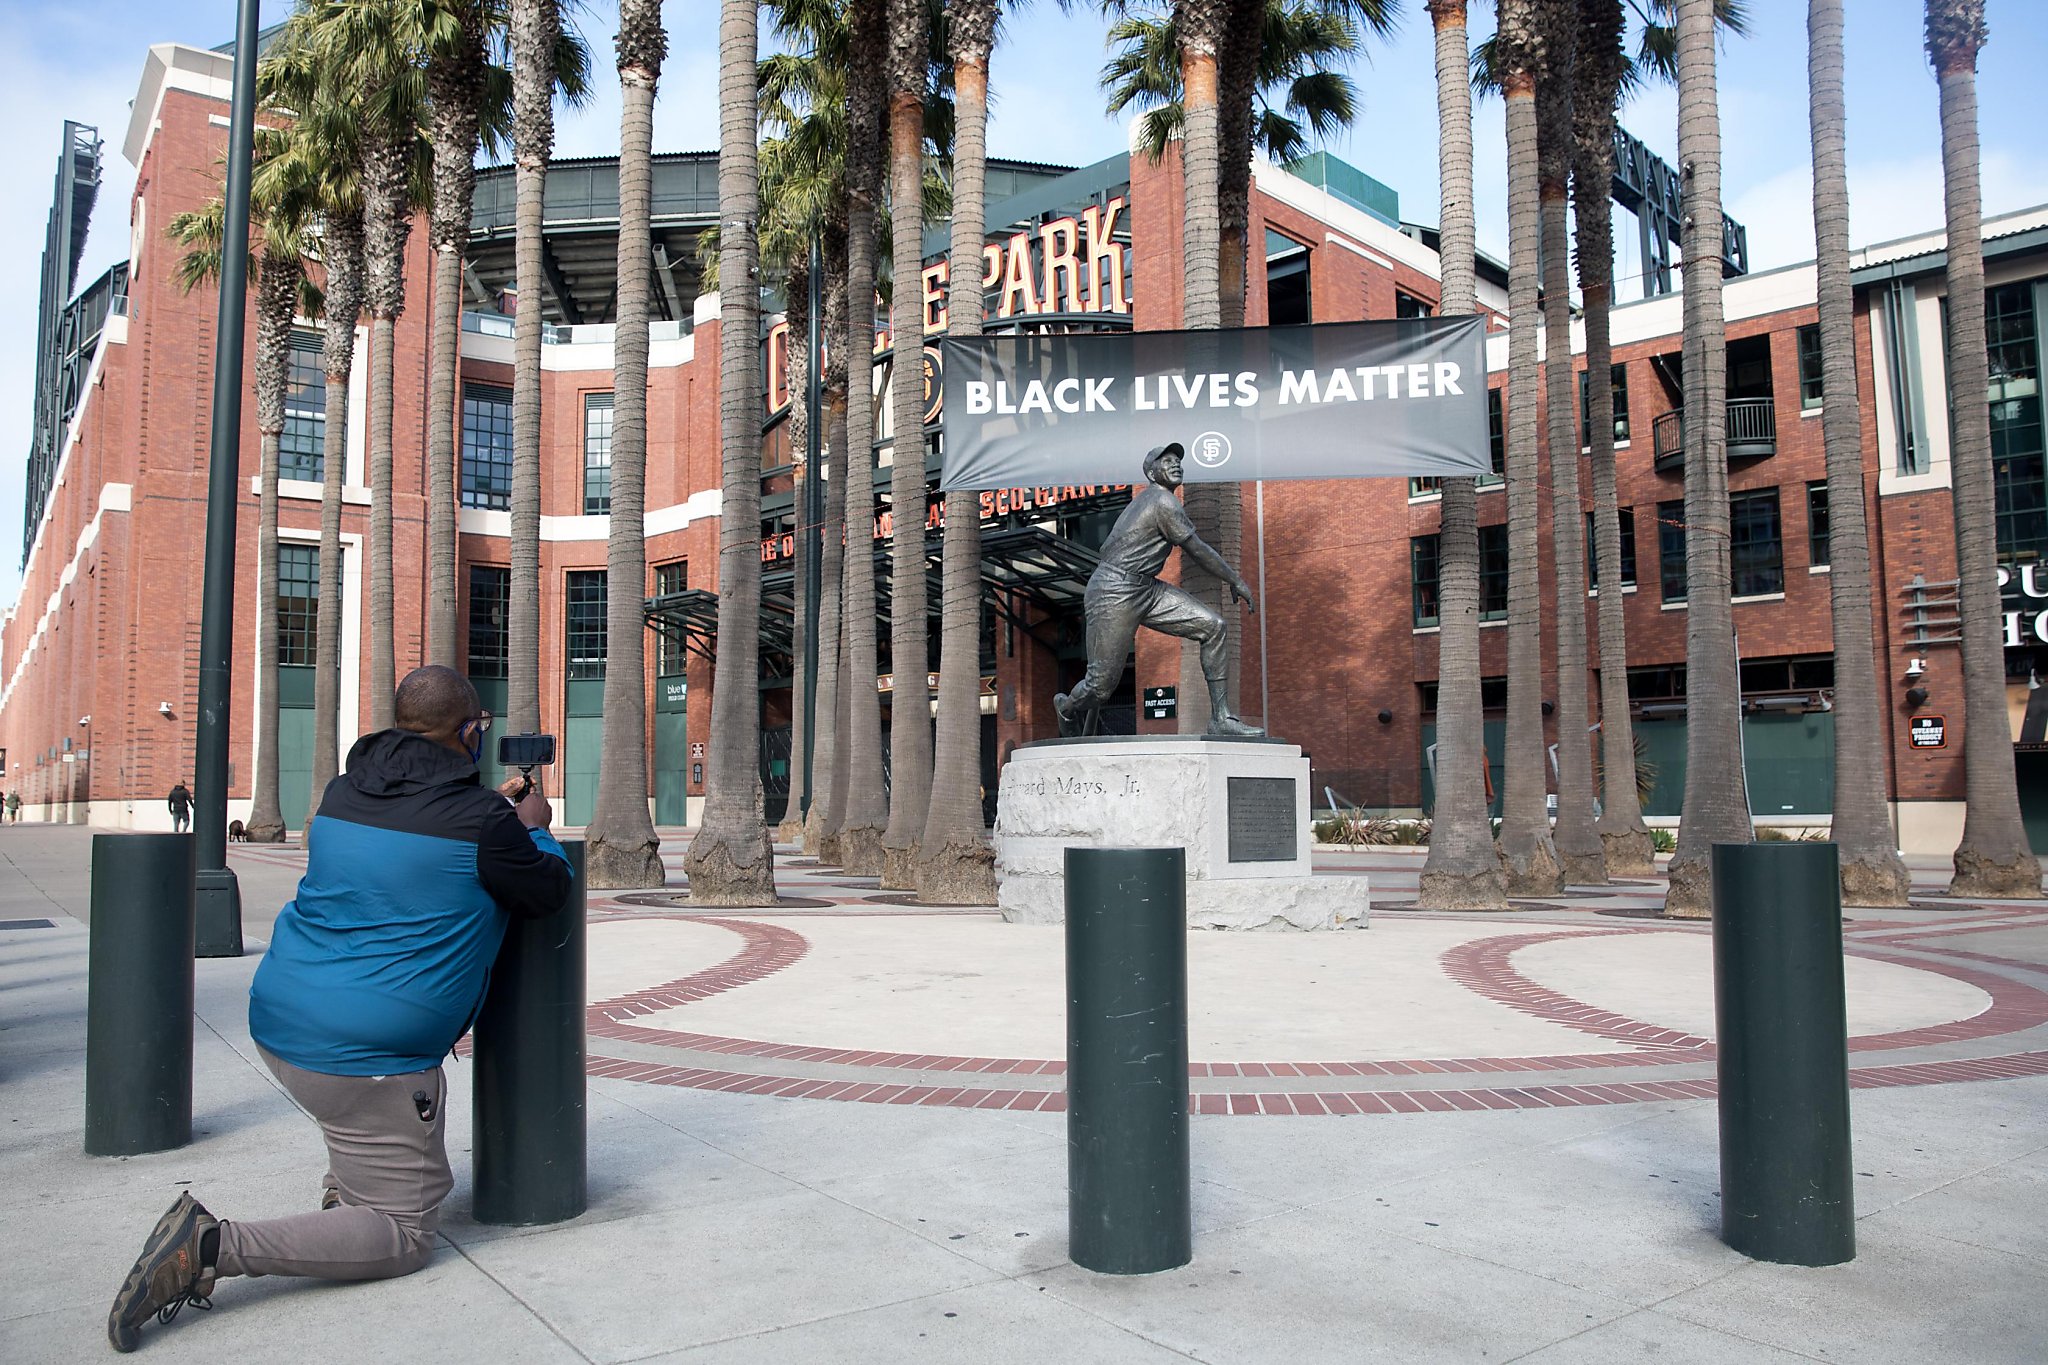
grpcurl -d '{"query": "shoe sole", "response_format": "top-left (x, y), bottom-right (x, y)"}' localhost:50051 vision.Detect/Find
top-left (107, 1194), bottom-right (200, 1353)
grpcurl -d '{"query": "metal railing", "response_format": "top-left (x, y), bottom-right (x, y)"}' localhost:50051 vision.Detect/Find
top-left (1652, 396), bottom-right (1778, 472)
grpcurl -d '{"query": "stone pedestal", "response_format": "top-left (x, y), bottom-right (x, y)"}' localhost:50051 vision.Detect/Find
top-left (994, 736), bottom-right (1369, 930)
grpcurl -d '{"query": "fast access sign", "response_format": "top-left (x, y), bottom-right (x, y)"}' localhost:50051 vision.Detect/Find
top-left (1910, 715), bottom-right (1947, 749)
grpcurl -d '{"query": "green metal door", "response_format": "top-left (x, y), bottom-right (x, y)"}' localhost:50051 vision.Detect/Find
top-left (654, 675), bottom-right (687, 825)
top-left (1743, 710), bottom-right (1834, 817)
top-left (1420, 720), bottom-right (1506, 819)
top-left (278, 665), bottom-right (316, 830)
top-left (563, 678), bottom-right (604, 826)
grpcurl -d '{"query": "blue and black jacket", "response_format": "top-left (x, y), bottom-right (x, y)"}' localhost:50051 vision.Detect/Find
top-left (250, 729), bottom-right (573, 1077)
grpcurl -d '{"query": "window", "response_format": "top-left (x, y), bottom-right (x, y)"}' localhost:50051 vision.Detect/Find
top-left (1479, 523), bottom-right (1509, 621)
top-left (1807, 481), bottom-right (1831, 567)
top-left (1730, 487), bottom-right (1785, 597)
top-left (461, 383), bottom-right (515, 510)
top-left (1658, 499), bottom-right (1687, 603)
top-left (1488, 387), bottom-right (1505, 477)
top-left (1579, 364), bottom-right (1630, 445)
top-left (1586, 507), bottom-right (1637, 588)
top-left (1395, 290), bottom-right (1434, 319)
top-left (1265, 229), bottom-right (1311, 327)
top-left (653, 561), bottom-right (688, 676)
top-left (467, 565), bottom-right (510, 679)
top-left (281, 330), bottom-right (325, 482)
top-left (277, 544), bottom-right (318, 665)
top-left (1412, 528), bottom-right (1507, 623)
top-left (566, 570), bottom-right (608, 681)
top-left (583, 392), bottom-right (614, 514)
top-left (1411, 535), bottom-right (1441, 627)
top-left (1797, 324), bottom-right (1825, 411)
top-left (1988, 281), bottom-right (2044, 562)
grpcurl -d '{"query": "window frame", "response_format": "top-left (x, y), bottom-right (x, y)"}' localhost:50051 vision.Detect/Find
top-left (1806, 481), bottom-right (1831, 568)
top-left (466, 565), bottom-right (511, 679)
top-left (1797, 323), bottom-right (1825, 411)
top-left (1730, 487), bottom-right (1786, 598)
top-left (583, 391), bottom-right (615, 515)
top-left (276, 543), bottom-right (319, 666)
top-left (1658, 498), bottom-right (1688, 604)
top-left (565, 569), bottom-right (609, 681)
top-left (461, 383), bottom-right (516, 511)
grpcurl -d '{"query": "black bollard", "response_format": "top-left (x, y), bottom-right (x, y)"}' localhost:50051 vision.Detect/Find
top-left (472, 839), bottom-right (587, 1225)
top-left (1065, 846), bottom-right (1192, 1275)
top-left (1710, 841), bottom-right (1855, 1266)
top-left (85, 834), bottom-right (197, 1156)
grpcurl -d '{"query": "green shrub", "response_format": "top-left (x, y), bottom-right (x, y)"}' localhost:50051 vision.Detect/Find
top-left (1650, 828), bottom-right (1677, 853)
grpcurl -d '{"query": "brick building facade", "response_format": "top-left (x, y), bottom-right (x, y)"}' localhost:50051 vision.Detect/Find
top-left (7, 37), bottom-right (2047, 858)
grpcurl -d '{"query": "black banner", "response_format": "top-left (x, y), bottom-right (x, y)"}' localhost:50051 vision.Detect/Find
top-left (939, 315), bottom-right (1490, 490)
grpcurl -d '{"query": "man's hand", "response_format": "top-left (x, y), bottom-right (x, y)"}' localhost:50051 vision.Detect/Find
top-left (1230, 577), bottom-right (1258, 615)
top-left (498, 776), bottom-right (553, 831)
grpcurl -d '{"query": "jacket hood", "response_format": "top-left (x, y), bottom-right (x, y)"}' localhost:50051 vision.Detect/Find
top-left (343, 728), bottom-right (483, 798)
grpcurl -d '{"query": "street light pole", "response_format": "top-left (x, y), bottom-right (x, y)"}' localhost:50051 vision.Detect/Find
top-left (192, 0), bottom-right (261, 957)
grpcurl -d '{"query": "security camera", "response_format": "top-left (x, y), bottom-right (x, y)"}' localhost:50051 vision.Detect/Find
top-left (77, 715), bottom-right (90, 726)
top-left (1905, 658), bottom-right (1927, 678)
top-left (158, 701), bottom-right (175, 716)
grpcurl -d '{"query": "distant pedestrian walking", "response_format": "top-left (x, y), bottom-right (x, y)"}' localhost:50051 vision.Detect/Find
top-left (2, 791), bottom-right (14, 824)
top-left (167, 782), bottom-right (192, 834)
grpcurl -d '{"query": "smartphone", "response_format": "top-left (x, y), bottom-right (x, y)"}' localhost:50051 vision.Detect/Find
top-left (497, 733), bottom-right (557, 768)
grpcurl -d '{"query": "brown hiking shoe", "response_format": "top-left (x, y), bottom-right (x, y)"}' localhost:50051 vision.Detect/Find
top-left (107, 1192), bottom-right (217, 1353)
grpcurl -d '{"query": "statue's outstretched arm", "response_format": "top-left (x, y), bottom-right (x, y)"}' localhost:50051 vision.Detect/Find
top-left (1179, 534), bottom-right (1256, 612)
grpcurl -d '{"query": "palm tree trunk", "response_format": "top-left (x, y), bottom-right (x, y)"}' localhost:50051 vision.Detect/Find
top-left (1537, 15), bottom-right (1603, 886)
top-left (508, 0), bottom-right (559, 736)
top-left (314, 212), bottom-right (363, 795)
top-left (1418, 0), bottom-right (1506, 910)
top-left (833, 0), bottom-right (889, 876)
top-left (426, 27), bottom-right (486, 670)
top-left (1927, 1), bottom-right (2040, 897)
top-left (1572, 0), bottom-right (1652, 877)
top-left (1664, 0), bottom-right (1751, 917)
top-left (1811, 0), bottom-right (1910, 905)
top-left (1494, 0), bottom-right (1562, 895)
top-left (363, 114), bottom-right (411, 732)
top-left (918, 0), bottom-right (997, 905)
top-left (879, 0), bottom-right (934, 889)
top-left (247, 252), bottom-right (298, 844)
top-left (587, 0), bottom-right (667, 890)
top-left (804, 249), bottom-right (849, 857)
top-left (779, 258), bottom-right (813, 845)
top-left (686, 0), bottom-right (779, 902)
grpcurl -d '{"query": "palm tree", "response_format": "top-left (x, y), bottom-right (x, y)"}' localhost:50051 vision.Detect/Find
top-left (424, 1), bottom-right (491, 670)
top-left (1416, 1), bottom-right (1505, 910)
top-left (1925, 2), bottom-right (2039, 898)
top-left (917, 0), bottom-right (998, 904)
top-left (260, 20), bottom-right (367, 793)
top-left (166, 183), bottom-right (310, 845)
top-left (584, 0), bottom-right (668, 888)
top-left (1662, 0), bottom-right (1749, 916)
top-left (1571, 0), bottom-right (1653, 876)
top-left (806, 235), bottom-right (850, 855)
top-left (686, 0), bottom-right (779, 902)
top-left (1533, 4), bottom-right (1603, 885)
top-left (878, 0), bottom-right (936, 888)
top-left (779, 251), bottom-right (816, 846)
top-left (506, 0), bottom-right (558, 736)
top-left (829, 0), bottom-right (890, 875)
top-left (1806, 0), bottom-right (1908, 905)
top-left (1491, 0), bottom-right (1563, 895)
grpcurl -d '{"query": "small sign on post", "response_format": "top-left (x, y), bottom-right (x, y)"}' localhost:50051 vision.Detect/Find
top-left (1909, 715), bottom-right (1946, 749)
top-left (1142, 686), bottom-right (1177, 721)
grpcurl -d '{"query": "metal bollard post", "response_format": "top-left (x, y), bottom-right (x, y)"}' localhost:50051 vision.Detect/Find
top-left (1710, 841), bottom-right (1855, 1266)
top-left (85, 834), bottom-right (197, 1156)
top-left (1065, 846), bottom-right (1192, 1275)
top-left (472, 839), bottom-right (588, 1225)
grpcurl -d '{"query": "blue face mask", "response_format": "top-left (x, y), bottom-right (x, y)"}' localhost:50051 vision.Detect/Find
top-left (462, 724), bottom-right (484, 767)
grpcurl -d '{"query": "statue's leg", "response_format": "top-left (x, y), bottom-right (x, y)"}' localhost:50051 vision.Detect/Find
top-left (1145, 585), bottom-right (1260, 736)
top-left (1057, 598), bottom-right (1138, 736)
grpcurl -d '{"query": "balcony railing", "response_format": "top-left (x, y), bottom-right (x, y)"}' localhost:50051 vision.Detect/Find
top-left (1652, 396), bottom-right (1778, 472)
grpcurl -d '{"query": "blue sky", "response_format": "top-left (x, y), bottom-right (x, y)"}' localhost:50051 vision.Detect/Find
top-left (2, 0), bottom-right (2044, 603)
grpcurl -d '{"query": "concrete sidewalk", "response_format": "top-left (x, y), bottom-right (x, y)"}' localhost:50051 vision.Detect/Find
top-left (2, 823), bottom-right (2045, 1363)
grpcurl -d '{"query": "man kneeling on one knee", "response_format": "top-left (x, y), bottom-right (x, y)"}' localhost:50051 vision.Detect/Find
top-left (108, 666), bottom-right (573, 1353)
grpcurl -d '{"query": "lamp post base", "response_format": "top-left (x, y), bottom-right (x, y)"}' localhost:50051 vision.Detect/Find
top-left (194, 867), bottom-right (244, 958)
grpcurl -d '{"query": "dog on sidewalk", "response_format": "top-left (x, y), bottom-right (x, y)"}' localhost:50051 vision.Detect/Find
top-left (227, 820), bottom-right (247, 843)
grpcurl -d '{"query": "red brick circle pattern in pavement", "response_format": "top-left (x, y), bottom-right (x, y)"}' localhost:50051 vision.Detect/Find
top-left (581, 916), bottom-right (2048, 1113)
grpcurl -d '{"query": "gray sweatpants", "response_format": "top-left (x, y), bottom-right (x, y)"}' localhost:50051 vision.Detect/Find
top-left (215, 1048), bottom-right (454, 1280)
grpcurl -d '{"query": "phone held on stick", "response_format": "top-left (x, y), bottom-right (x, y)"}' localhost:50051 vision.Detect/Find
top-left (497, 734), bottom-right (557, 803)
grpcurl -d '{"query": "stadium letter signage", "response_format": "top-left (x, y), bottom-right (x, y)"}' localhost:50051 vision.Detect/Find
top-left (939, 316), bottom-right (1491, 490)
